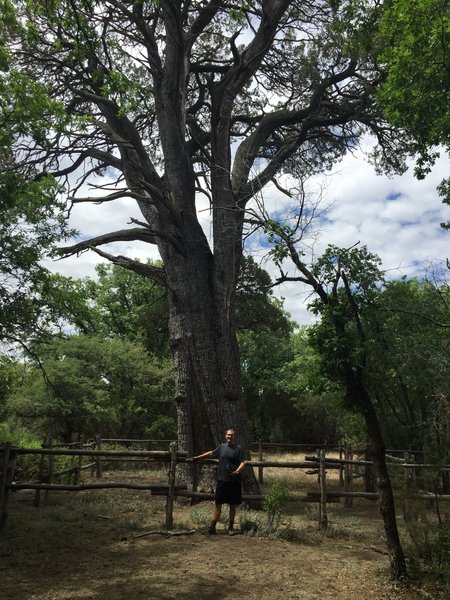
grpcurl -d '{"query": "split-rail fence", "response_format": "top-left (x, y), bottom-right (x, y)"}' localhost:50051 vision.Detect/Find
top-left (1, 437), bottom-right (449, 533)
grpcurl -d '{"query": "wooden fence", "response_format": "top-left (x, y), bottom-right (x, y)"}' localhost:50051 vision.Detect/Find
top-left (0, 441), bottom-right (189, 531)
top-left (2, 438), bottom-right (449, 533)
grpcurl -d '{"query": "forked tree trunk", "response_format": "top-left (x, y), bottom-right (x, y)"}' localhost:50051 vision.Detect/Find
top-left (162, 235), bottom-right (260, 497)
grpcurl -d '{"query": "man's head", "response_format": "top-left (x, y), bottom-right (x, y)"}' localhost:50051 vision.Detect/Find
top-left (225, 429), bottom-right (236, 444)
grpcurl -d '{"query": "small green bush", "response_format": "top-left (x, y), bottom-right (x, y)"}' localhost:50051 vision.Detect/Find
top-left (406, 519), bottom-right (450, 588)
top-left (0, 427), bottom-right (42, 480)
top-left (239, 509), bottom-right (266, 535)
top-left (263, 480), bottom-right (288, 529)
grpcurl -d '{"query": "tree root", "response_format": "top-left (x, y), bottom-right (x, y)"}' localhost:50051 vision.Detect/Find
top-left (131, 529), bottom-right (197, 540)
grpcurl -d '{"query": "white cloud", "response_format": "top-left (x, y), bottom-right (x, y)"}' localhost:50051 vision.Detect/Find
top-left (44, 252), bottom-right (108, 280)
top-left (42, 172), bottom-right (160, 279)
top-left (44, 148), bottom-right (449, 326)
top-left (268, 151), bottom-right (449, 325)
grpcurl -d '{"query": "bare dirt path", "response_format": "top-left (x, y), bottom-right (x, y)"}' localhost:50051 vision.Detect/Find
top-left (0, 488), bottom-right (426, 600)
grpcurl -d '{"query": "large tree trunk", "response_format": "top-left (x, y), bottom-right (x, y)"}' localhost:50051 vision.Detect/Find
top-left (160, 223), bottom-right (260, 497)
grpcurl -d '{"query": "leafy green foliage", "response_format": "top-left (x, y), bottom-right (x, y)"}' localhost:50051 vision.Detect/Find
top-left (399, 483), bottom-right (450, 591)
top-left (5, 335), bottom-right (174, 441)
top-left (307, 245), bottom-right (383, 388)
top-left (365, 278), bottom-right (450, 454)
top-left (377, 0), bottom-right (449, 154)
top-left (235, 257), bottom-right (298, 441)
top-left (262, 221), bottom-right (295, 266)
top-left (239, 326), bottom-right (297, 441)
top-left (279, 328), bottom-right (353, 443)
top-left (306, 244), bottom-right (450, 454)
top-left (0, 173), bottom-right (74, 344)
top-left (263, 480), bottom-right (288, 529)
top-left (376, 0), bottom-right (450, 224)
top-left (235, 256), bottom-right (294, 335)
top-left (31, 263), bottom-right (170, 360)
top-left (0, 73), bottom-right (74, 343)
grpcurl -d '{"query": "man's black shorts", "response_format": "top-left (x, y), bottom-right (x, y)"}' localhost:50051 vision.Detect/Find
top-left (215, 479), bottom-right (242, 505)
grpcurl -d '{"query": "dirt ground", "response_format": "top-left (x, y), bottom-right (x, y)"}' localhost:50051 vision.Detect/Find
top-left (0, 463), bottom-right (445, 600)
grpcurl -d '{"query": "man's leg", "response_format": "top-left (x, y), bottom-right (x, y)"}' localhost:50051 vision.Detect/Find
top-left (228, 504), bottom-right (238, 535)
top-left (209, 504), bottom-right (222, 534)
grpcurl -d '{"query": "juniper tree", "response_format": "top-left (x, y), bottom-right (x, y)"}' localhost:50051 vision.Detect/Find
top-left (1, 1), bottom-right (408, 494)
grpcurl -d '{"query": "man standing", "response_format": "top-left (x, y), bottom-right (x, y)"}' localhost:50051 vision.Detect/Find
top-left (193, 428), bottom-right (246, 535)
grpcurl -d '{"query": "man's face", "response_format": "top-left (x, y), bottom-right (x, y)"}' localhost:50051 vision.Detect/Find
top-left (225, 430), bottom-right (235, 444)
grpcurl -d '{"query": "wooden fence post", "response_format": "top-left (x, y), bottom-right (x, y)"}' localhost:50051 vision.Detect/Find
top-left (166, 442), bottom-right (177, 530)
top-left (410, 452), bottom-right (417, 489)
top-left (45, 437), bottom-right (53, 504)
top-left (6, 448), bottom-right (17, 523)
top-left (364, 445), bottom-right (376, 493)
top-left (74, 434), bottom-right (84, 485)
top-left (403, 452), bottom-right (411, 489)
top-left (443, 410), bottom-right (450, 494)
top-left (0, 443), bottom-right (12, 528)
top-left (95, 434), bottom-right (103, 479)
top-left (339, 442), bottom-right (345, 487)
top-left (68, 434), bottom-right (77, 483)
top-left (35, 439), bottom-right (47, 507)
top-left (344, 444), bottom-right (354, 507)
top-left (258, 439), bottom-right (264, 485)
top-left (349, 446), bottom-right (354, 507)
top-left (318, 449), bottom-right (328, 531)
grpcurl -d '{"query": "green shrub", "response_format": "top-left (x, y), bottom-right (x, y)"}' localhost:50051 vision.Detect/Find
top-left (0, 427), bottom-right (42, 480)
top-left (239, 509), bottom-right (266, 535)
top-left (405, 519), bottom-right (450, 588)
top-left (263, 480), bottom-right (288, 529)
top-left (0, 424), bottom-right (41, 447)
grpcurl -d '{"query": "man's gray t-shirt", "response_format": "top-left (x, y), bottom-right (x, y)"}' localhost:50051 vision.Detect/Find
top-left (212, 443), bottom-right (245, 482)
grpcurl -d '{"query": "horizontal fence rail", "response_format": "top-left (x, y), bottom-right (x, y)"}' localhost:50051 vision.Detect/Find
top-left (13, 448), bottom-right (187, 459)
top-left (1, 437), bottom-right (448, 532)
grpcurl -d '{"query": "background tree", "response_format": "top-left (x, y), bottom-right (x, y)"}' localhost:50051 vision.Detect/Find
top-left (0, 174), bottom-right (73, 348)
top-left (46, 263), bottom-right (171, 358)
top-left (366, 278), bottom-right (450, 468)
top-left (87, 262), bottom-right (170, 358)
top-left (376, 0), bottom-right (450, 226)
top-left (234, 256), bottom-right (301, 441)
top-left (305, 245), bottom-right (407, 578)
top-left (279, 328), bottom-right (350, 444)
top-left (240, 325), bottom-right (295, 442)
top-left (0, 9), bottom-right (75, 347)
top-left (5, 335), bottom-right (175, 442)
top-left (2, 0), bottom-right (409, 493)
top-left (253, 200), bottom-right (408, 577)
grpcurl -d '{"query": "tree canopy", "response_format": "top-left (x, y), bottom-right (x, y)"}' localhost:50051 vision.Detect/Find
top-left (0, 174), bottom-right (73, 346)
top-left (376, 0), bottom-right (450, 225)
top-left (1, 0), bottom-right (408, 272)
